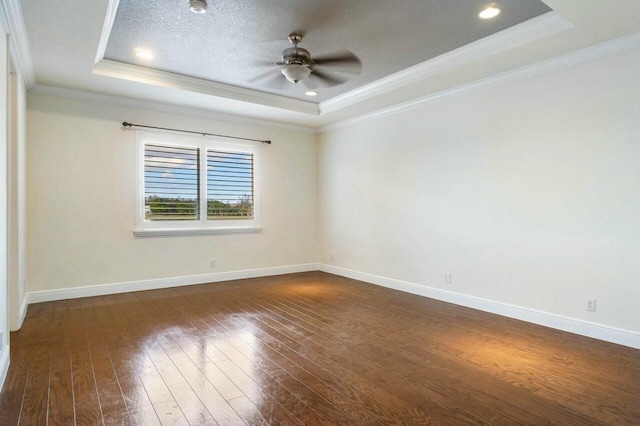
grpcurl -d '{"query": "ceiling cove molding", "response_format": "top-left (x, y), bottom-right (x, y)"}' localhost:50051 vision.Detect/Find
top-left (29, 84), bottom-right (318, 135)
top-left (320, 32), bottom-right (640, 134)
top-left (93, 59), bottom-right (320, 115)
top-left (1, 0), bottom-right (36, 88)
top-left (319, 11), bottom-right (573, 115)
top-left (94, 0), bottom-right (120, 65)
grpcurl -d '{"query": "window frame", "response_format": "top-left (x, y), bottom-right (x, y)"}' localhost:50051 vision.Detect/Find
top-left (134, 131), bottom-right (261, 237)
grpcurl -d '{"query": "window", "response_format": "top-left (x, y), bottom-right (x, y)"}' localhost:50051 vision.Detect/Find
top-left (206, 150), bottom-right (254, 220)
top-left (135, 131), bottom-right (260, 236)
top-left (144, 143), bottom-right (200, 222)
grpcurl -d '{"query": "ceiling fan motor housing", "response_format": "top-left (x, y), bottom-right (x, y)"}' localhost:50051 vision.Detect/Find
top-left (189, 0), bottom-right (207, 14)
top-left (282, 47), bottom-right (312, 66)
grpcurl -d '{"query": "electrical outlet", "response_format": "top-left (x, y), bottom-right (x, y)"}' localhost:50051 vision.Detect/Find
top-left (210, 259), bottom-right (216, 268)
top-left (586, 299), bottom-right (596, 312)
top-left (445, 274), bottom-right (452, 284)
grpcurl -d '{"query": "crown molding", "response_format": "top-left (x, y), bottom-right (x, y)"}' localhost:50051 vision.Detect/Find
top-left (320, 32), bottom-right (640, 133)
top-left (93, 59), bottom-right (320, 115)
top-left (319, 11), bottom-right (573, 115)
top-left (94, 0), bottom-right (119, 65)
top-left (29, 84), bottom-right (318, 135)
top-left (1, 0), bottom-right (36, 88)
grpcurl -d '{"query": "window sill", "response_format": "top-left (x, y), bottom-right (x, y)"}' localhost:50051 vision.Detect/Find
top-left (133, 227), bottom-right (262, 238)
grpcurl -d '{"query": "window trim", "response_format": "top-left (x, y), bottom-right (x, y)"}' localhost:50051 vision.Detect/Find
top-left (134, 130), bottom-right (261, 236)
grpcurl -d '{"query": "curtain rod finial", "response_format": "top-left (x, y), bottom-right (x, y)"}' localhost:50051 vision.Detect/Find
top-left (122, 122), bottom-right (132, 127)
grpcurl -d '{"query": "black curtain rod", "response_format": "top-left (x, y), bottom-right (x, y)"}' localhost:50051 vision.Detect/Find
top-left (122, 122), bottom-right (271, 144)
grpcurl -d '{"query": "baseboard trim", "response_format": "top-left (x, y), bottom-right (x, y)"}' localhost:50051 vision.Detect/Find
top-left (319, 264), bottom-right (640, 349)
top-left (0, 346), bottom-right (9, 392)
top-left (27, 263), bottom-right (320, 305)
top-left (24, 263), bottom-right (639, 349)
top-left (18, 296), bottom-right (28, 329)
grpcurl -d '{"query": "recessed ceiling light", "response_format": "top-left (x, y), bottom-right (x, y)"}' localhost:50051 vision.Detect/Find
top-left (478, 5), bottom-right (502, 19)
top-left (135, 49), bottom-right (153, 60)
top-left (190, 0), bottom-right (208, 14)
top-left (305, 91), bottom-right (318, 97)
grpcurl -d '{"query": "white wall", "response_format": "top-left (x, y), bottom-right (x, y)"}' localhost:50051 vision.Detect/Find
top-left (21, 41), bottom-right (640, 346)
top-left (318, 47), bottom-right (640, 333)
top-left (0, 20), bottom-right (9, 373)
top-left (26, 93), bottom-right (318, 292)
top-left (8, 71), bottom-right (26, 330)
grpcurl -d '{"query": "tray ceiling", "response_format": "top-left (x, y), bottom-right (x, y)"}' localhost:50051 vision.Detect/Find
top-left (102, 0), bottom-right (551, 103)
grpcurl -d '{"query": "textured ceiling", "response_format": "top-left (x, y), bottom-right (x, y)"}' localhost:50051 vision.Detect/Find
top-left (104, 0), bottom-right (551, 103)
top-left (19, 0), bottom-right (640, 127)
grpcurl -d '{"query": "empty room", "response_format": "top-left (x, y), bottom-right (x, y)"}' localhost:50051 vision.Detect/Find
top-left (0, 0), bottom-right (638, 424)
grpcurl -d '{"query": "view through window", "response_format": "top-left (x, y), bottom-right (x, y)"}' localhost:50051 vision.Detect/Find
top-left (140, 133), bottom-right (258, 230)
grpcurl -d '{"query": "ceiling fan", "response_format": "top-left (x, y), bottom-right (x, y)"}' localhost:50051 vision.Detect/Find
top-left (249, 33), bottom-right (362, 90)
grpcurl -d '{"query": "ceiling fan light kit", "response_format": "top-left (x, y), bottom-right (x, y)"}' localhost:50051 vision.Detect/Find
top-left (189, 0), bottom-right (208, 14)
top-left (281, 64), bottom-right (312, 84)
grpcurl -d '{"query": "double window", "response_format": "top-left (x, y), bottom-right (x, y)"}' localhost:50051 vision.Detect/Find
top-left (136, 131), bottom-right (260, 235)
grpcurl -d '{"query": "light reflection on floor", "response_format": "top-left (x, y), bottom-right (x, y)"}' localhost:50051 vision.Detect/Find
top-left (129, 322), bottom-right (263, 423)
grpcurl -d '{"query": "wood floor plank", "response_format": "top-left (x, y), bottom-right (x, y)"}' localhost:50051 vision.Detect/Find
top-left (278, 289), bottom-right (617, 423)
top-left (109, 347), bottom-right (161, 426)
top-left (235, 303), bottom-right (455, 410)
top-left (167, 381), bottom-right (219, 426)
top-left (215, 359), bottom-right (304, 426)
top-left (165, 351), bottom-right (246, 425)
top-left (0, 336), bottom-right (30, 426)
top-left (47, 351), bottom-right (76, 426)
top-left (168, 329), bottom-right (330, 425)
top-left (152, 400), bottom-right (190, 426)
top-left (237, 307), bottom-right (468, 423)
top-left (137, 360), bottom-right (177, 405)
top-left (227, 395), bottom-right (268, 426)
top-left (100, 396), bottom-right (132, 426)
top-left (17, 350), bottom-right (50, 426)
top-left (1, 272), bottom-right (638, 425)
top-left (260, 292), bottom-right (576, 424)
top-left (251, 299), bottom-right (579, 424)
top-left (90, 342), bottom-right (131, 425)
top-left (173, 313), bottom-right (347, 426)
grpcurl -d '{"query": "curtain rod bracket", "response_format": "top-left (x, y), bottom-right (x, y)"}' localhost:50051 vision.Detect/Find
top-left (121, 121), bottom-right (271, 144)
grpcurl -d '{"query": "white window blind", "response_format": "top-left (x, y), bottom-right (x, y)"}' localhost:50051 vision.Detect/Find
top-left (144, 144), bottom-right (200, 221)
top-left (207, 150), bottom-right (254, 220)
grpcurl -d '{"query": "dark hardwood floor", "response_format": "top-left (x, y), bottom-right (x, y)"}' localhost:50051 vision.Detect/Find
top-left (0, 271), bottom-right (638, 425)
